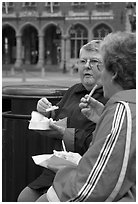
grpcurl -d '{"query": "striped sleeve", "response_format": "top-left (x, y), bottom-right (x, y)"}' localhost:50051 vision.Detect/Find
top-left (69, 103), bottom-right (126, 202)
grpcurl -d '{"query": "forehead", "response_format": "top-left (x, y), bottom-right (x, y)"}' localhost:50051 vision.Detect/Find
top-left (80, 50), bottom-right (102, 60)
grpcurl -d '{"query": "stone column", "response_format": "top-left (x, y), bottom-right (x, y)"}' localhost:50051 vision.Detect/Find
top-left (14, 34), bottom-right (22, 68)
top-left (61, 35), bottom-right (70, 73)
top-left (88, 29), bottom-right (92, 41)
top-left (66, 37), bottom-right (70, 71)
top-left (37, 34), bottom-right (44, 68)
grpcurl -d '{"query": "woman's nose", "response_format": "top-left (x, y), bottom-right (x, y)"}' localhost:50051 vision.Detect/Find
top-left (85, 61), bottom-right (91, 69)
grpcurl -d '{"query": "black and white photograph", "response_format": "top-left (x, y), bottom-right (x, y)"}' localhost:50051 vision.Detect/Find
top-left (2, 1), bottom-right (136, 202)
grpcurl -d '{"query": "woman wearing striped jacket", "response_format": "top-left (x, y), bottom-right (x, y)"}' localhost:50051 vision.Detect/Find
top-left (36, 31), bottom-right (136, 202)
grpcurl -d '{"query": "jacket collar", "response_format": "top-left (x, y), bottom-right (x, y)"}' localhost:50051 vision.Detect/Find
top-left (75, 83), bottom-right (103, 95)
top-left (106, 89), bottom-right (136, 107)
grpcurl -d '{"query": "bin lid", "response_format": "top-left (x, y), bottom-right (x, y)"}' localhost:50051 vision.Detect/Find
top-left (2, 84), bottom-right (68, 99)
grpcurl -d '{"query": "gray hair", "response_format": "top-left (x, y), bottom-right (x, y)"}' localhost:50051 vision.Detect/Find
top-left (100, 31), bottom-right (136, 89)
top-left (80, 40), bottom-right (102, 56)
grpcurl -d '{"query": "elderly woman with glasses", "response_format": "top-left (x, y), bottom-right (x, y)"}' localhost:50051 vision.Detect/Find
top-left (36, 31), bottom-right (135, 202)
top-left (17, 40), bottom-right (107, 202)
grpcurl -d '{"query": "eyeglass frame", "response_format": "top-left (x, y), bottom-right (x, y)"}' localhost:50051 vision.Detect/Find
top-left (77, 58), bottom-right (103, 71)
top-left (77, 58), bottom-right (102, 66)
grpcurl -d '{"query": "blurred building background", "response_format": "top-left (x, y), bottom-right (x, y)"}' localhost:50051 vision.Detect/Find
top-left (2, 2), bottom-right (136, 73)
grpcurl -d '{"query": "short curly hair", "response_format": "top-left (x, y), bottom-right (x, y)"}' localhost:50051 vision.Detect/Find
top-left (100, 32), bottom-right (136, 89)
top-left (80, 40), bottom-right (102, 56)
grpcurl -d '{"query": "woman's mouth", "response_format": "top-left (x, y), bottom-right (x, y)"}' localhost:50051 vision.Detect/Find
top-left (84, 73), bottom-right (93, 77)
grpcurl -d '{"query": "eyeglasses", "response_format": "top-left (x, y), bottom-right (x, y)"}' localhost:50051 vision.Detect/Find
top-left (77, 58), bottom-right (102, 67)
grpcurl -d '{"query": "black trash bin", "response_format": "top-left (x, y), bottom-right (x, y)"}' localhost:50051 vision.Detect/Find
top-left (2, 84), bottom-right (68, 202)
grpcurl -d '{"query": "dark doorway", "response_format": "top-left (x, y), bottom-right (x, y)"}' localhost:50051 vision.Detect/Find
top-left (22, 25), bottom-right (38, 65)
top-left (44, 25), bottom-right (61, 65)
top-left (2, 26), bottom-right (16, 64)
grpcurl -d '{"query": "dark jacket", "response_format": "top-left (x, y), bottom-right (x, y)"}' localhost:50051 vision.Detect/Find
top-left (29, 83), bottom-right (107, 190)
top-left (55, 83), bottom-right (107, 155)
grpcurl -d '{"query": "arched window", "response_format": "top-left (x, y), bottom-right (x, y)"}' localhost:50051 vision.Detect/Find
top-left (93, 23), bottom-right (112, 40)
top-left (70, 24), bottom-right (88, 58)
top-left (2, 25), bottom-right (16, 64)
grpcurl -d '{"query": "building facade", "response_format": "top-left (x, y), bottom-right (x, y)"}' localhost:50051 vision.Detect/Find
top-left (2, 2), bottom-right (134, 72)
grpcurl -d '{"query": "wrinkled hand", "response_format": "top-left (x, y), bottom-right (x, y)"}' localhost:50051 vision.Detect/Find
top-left (79, 95), bottom-right (104, 123)
top-left (49, 119), bottom-right (65, 136)
top-left (37, 97), bottom-right (52, 112)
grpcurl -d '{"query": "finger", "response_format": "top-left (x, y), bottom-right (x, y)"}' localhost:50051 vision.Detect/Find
top-left (38, 100), bottom-right (52, 110)
top-left (79, 102), bottom-right (88, 109)
top-left (80, 95), bottom-right (89, 102)
top-left (49, 120), bottom-right (58, 129)
top-left (41, 98), bottom-right (52, 107)
top-left (80, 97), bottom-right (86, 103)
top-left (50, 123), bottom-right (64, 135)
top-left (37, 101), bottom-right (48, 112)
top-left (49, 123), bottom-right (58, 130)
top-left (85, 96), bottom-right (97, 107)
top-left (37, 104), bottom-right (46, 112)
top-left (41, 97), bottom-right (49, 103)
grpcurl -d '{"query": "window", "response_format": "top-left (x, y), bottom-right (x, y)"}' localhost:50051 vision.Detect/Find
top-left (95, 2), bottom-right (111, 8)
top-left (45, 2), bottom-right (60, 7)
top-left (93, 24), bottom-right (112, 40)
top-left (71, 2), bottom-right (87, 6)
top-left (2, 2), bottom-right (14, 7)
top-left (95, 2), bottom-right (111, 6)
top-left (70, 24), bottom-right (88, 58)
top-left (2, 2), bottom-right (14, 13)
top-left (71, 2), bottom-right (87, 9)
top-left (126, 2), bottom-right (136, 9)
top-left (45, 2), bottom-right (60, 13)
top-left (22, 2), bottom-right (37, 7)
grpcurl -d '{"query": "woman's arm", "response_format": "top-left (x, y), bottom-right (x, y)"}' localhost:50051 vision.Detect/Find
top-left (47, 103), bottom-right (135, 202)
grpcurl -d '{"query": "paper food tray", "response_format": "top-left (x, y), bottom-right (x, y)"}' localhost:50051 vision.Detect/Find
top-left (32, 153), bottom-right (77, 171)
top-left (28, 111), bottom-right (67, 130)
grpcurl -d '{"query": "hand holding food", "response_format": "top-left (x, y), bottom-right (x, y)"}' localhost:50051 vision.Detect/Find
top-left (79, 95), bottom-right (104, 123)
top-left (29, 111), bottom-right (67, 133)
top-left (37, 97), bottom-right (52, 113)
top-left (49, 118), bottom-right (66, 136)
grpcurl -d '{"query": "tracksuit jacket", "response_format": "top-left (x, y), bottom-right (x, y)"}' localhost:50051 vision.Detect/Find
top-left (47, 89), bottom-right (136, 202)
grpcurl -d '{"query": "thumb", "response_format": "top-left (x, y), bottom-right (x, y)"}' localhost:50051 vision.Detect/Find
top-left (88, 97), bottom-right (98, 107)
top-left (81, 107), bottom-right (91, 118)
top-left (49, 119), bottom-right (57, 130)
top-left (49, 119), bottom-right (65, 135)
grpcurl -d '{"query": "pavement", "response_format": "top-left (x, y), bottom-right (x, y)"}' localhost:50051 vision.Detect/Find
top-left (2, 70), bottom-right (80, 87)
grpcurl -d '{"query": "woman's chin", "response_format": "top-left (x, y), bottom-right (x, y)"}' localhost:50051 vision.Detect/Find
top-left (82, 79), bottom-right (96, 90)
top-left (83, 77), bottom-right (95, 86)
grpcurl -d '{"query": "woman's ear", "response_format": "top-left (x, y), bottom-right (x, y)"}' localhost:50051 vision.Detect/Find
top-left (111, 72), bottom-right (117, 82)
